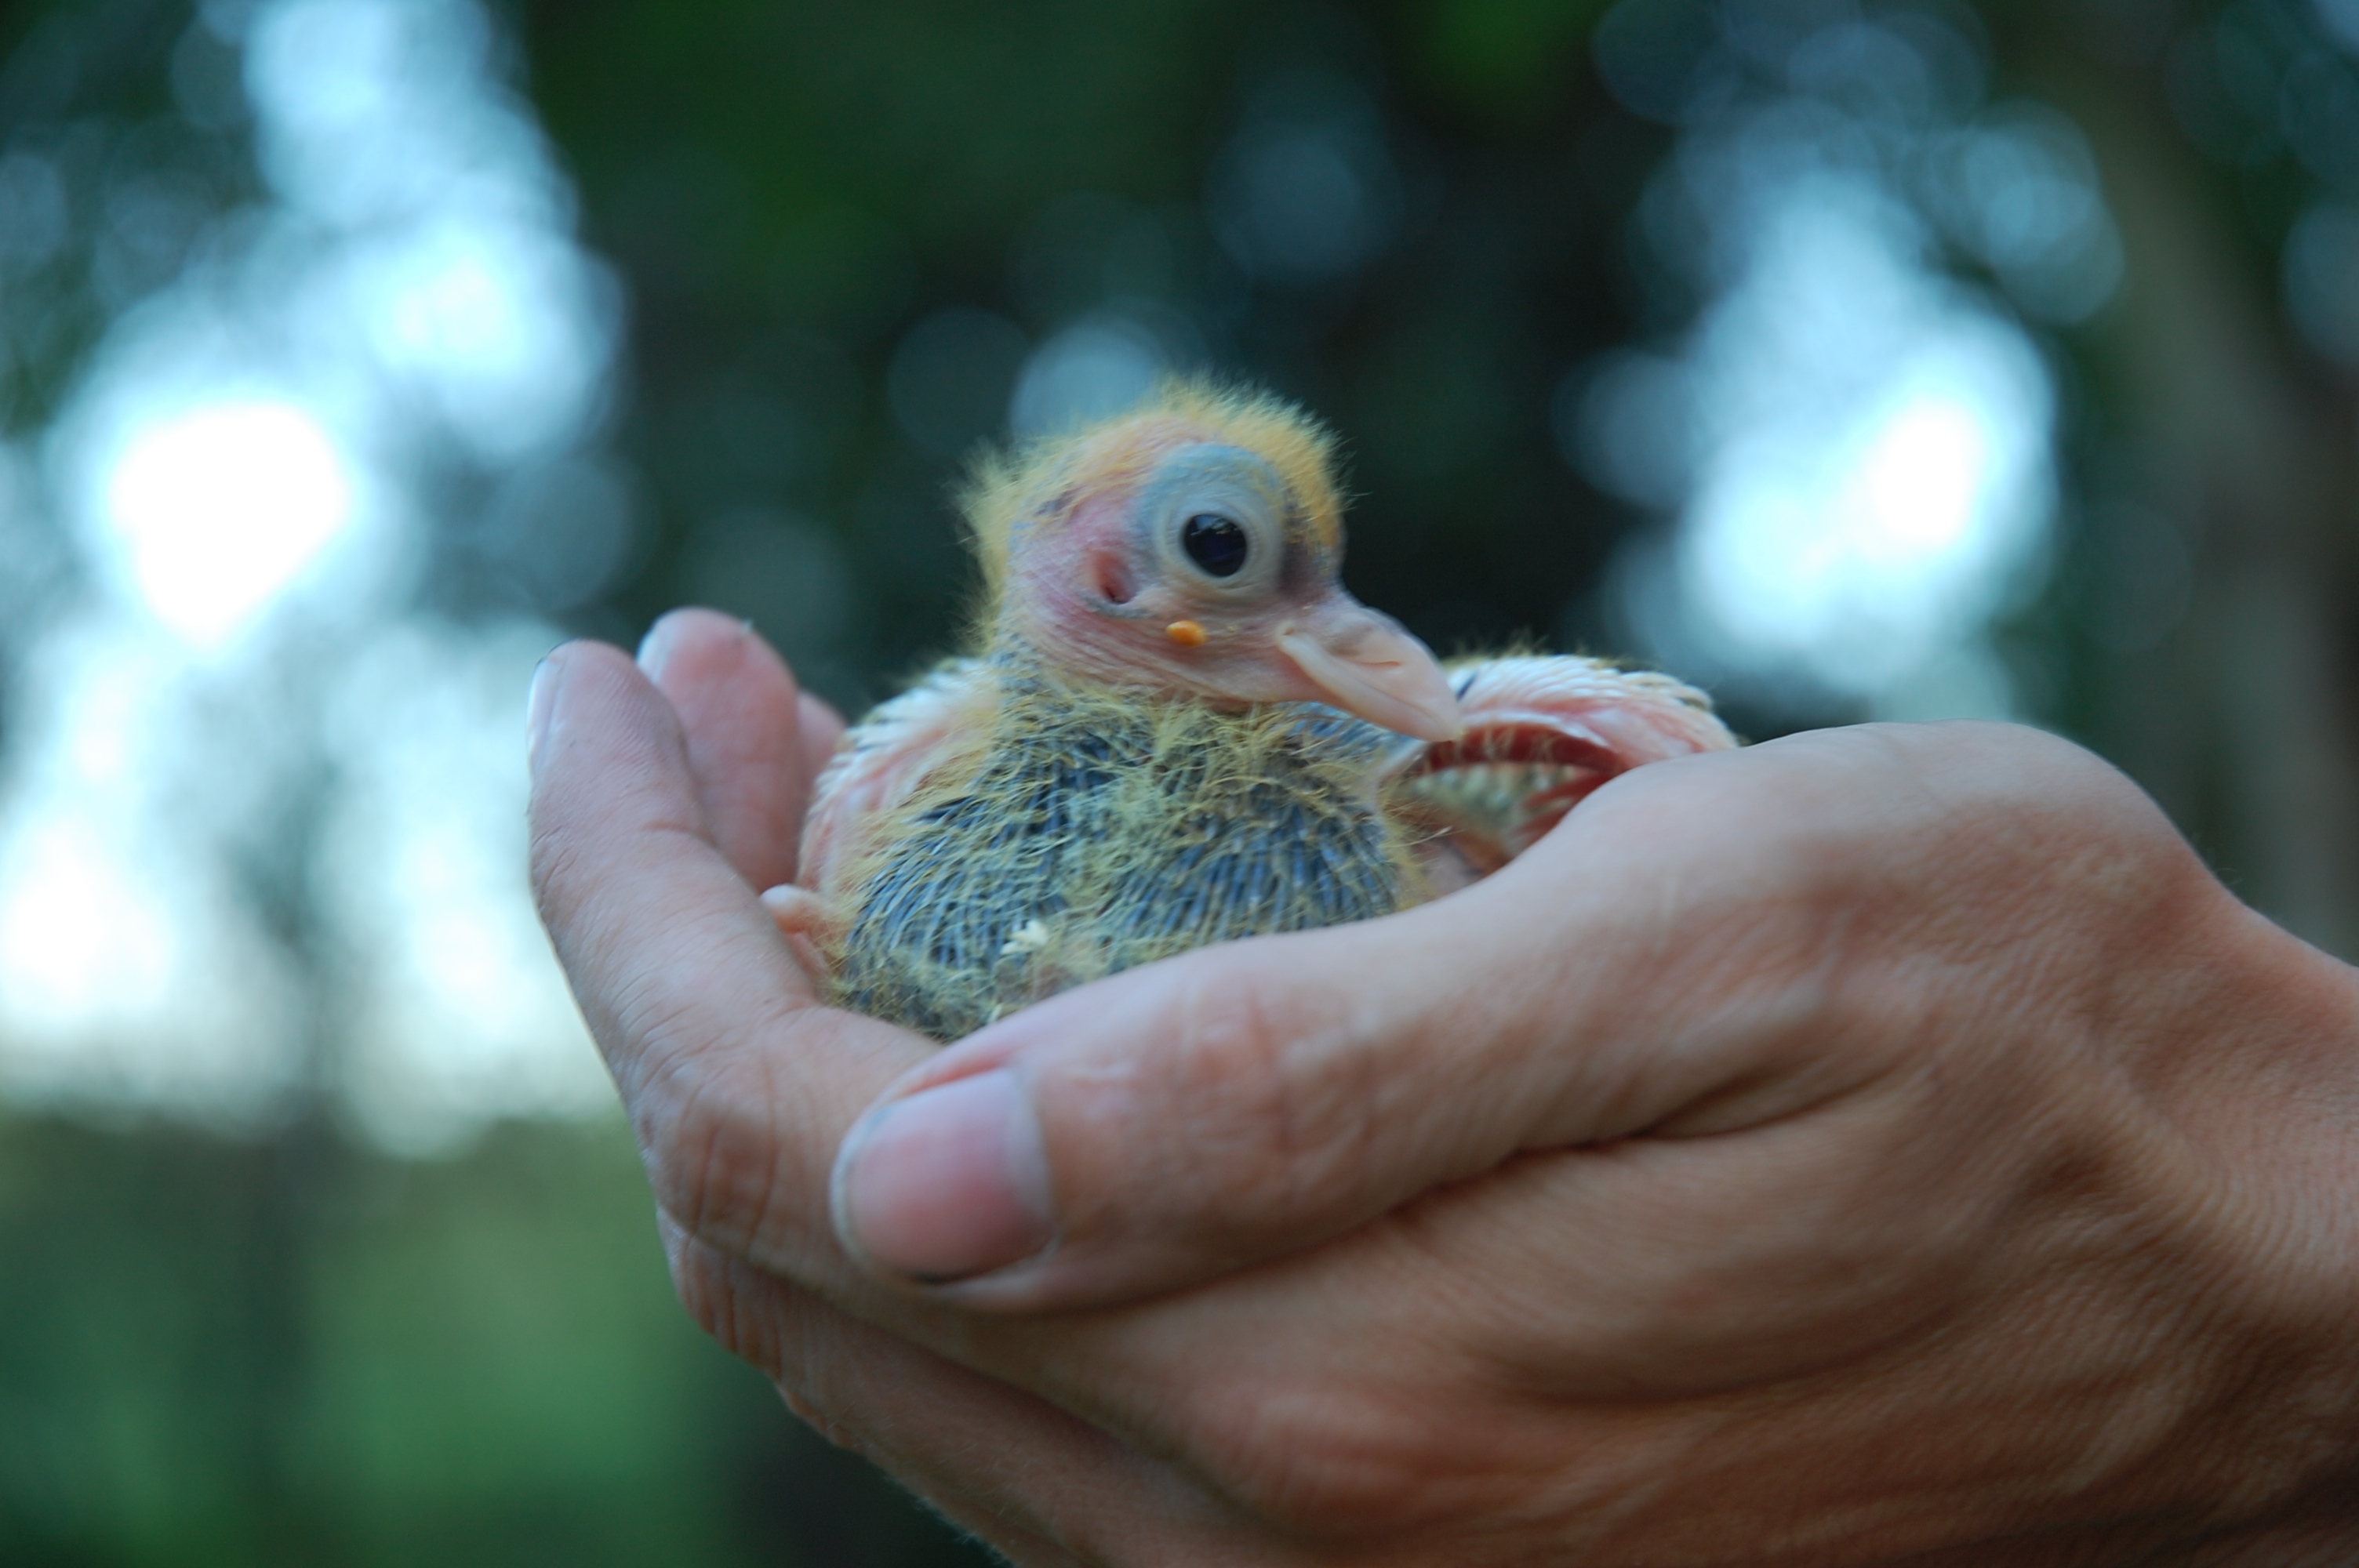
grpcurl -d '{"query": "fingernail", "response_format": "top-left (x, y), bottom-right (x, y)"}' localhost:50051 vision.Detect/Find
top-left (831, 1070), bottom-right (1055, 1284)
top-left (525, 655), bottom-right (557, 774)
top-left (635, 614), bottom-right (684, 684)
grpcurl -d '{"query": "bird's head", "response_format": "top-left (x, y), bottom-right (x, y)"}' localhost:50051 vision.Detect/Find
top-left (963, 383), bottom-right (1463, 742)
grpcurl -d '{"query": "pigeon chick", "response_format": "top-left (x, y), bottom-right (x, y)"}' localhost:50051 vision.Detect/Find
top-left (774, 383), bottom-right (1733, 1041)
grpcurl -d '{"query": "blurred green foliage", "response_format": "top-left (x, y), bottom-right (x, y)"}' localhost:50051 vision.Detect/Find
top-left (0, 1115), bottom-right (991, 1564)
top-left (521, 0), bottom-right (1675, 710)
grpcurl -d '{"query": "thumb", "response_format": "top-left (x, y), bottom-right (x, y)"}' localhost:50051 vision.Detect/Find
top-left (827, 744), bottom-right (1869, 1310)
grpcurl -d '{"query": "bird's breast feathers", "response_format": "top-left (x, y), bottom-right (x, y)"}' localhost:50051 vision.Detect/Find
top-left (818, 663), bottom-right (1421, 1041)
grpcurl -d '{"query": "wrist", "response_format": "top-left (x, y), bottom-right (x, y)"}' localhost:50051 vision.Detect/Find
top-left (2127, 898), bottom-right (2359, 1555)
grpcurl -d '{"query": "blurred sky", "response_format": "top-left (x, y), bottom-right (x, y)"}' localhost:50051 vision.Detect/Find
top-left (0, 0), bottom-right (2355, 1147)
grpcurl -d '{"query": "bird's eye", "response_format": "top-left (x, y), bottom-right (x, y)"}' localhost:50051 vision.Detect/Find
top-left (1180, 513), bottom-right (1249, 578)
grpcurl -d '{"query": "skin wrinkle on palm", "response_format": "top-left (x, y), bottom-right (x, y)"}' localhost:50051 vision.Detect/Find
top-left (530, 611), bottom-right (2359, 1566)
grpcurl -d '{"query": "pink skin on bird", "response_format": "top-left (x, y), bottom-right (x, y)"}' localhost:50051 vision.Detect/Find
top-left (990, 428), bottom-right (1465, 743)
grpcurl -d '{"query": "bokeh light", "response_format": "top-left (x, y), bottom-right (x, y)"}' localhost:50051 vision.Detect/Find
top-left (1572, 0), bottom-right (2090, 720)
top-left (0, 0), bottom-right (622, 1148)
top-left (100, 399), bottom-right (355, 644)
top-left (2284, 200), bottom-right (2359, 364)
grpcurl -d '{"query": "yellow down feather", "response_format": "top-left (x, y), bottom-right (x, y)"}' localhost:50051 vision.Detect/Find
top-left (956, 377), bottom-right (1348, 621)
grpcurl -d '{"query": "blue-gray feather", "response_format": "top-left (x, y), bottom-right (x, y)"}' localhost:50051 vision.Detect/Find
top-left (835, 678), bottom-right (1416, 1041)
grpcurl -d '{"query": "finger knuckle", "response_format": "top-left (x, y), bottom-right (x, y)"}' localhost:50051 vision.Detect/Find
top-left (636, 1037), bottom-right (788, 1257)
top-left (1147, 973), bottom-right (1379, 1232)
top-left (525, 818), bottom-right (589, 935)
top-left (1183, 1374), bottom-right (1457, 1536)
top-left (776, 1385), bottom-right (867, 1457)
top-left (667, 1236), bottom-right (786, 1377)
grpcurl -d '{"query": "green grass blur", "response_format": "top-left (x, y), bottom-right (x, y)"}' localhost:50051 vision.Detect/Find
top-left (0, 1114), bottom-right (991, 1564)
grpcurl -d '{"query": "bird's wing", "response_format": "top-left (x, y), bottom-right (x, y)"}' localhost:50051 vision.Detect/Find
top-left (799, 659), bottom-right (1000, 898)
top-left (1384, 655), bottom-right (1736, 892)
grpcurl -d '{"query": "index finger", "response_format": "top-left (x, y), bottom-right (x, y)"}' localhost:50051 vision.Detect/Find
top-left (526, 640), bottom-right (936, 1284)
top-left (633, 608), bottom-right (825, 892)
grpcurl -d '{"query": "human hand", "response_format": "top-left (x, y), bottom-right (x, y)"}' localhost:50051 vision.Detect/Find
top-left (531, 609), bottom-right (2359, 1566)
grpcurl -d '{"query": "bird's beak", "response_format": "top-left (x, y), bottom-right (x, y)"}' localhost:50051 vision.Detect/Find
top-left (1276, 601), bottom-right (1463, 742)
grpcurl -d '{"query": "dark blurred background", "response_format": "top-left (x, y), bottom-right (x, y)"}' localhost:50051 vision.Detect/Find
top-left (1, 0), bottom-right (2354, 1561)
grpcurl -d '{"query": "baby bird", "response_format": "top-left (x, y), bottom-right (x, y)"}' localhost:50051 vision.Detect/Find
top-left (774, 383), bottom-right (1733, 1040)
